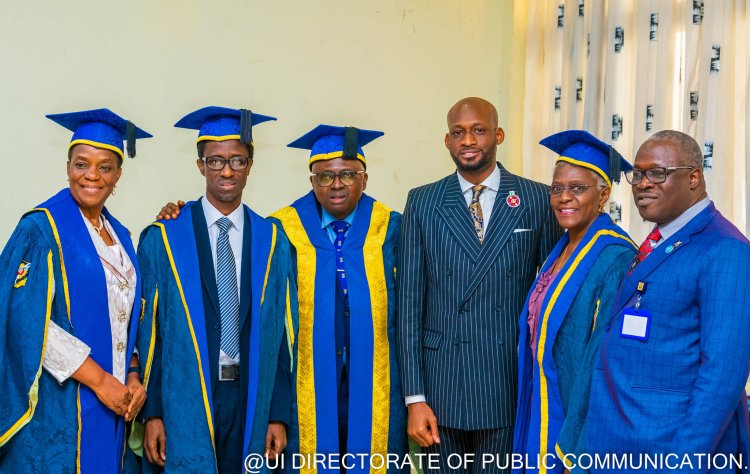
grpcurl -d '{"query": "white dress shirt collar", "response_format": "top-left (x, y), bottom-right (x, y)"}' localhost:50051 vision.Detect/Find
top-left (201, 196), bottom-right (244, 232)
top-left (456, 164), bottom-right (501, 194)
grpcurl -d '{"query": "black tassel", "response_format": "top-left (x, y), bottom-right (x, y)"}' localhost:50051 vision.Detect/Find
top-left (239, 109), bottom-right (253, 145)
top-left (609, 146), bottom-right (624, 183)
top-left (126, 121), bottom-right (136, 158)
top-left (343, 126), bottom-right (359, 159)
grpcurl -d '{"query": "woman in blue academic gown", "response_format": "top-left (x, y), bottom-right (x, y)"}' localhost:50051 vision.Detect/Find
top-left (513, 131), bottom-right (638, 474)
top-left (0, 109), bottom-right (151, 473)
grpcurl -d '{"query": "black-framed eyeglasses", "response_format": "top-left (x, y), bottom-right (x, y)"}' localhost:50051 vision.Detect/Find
top-left (548, 184), bottom-right (602, 196)
top-left (201, 156), bottom-right (250, 171)
top-left (311, 170), bottom-right (365, 187)
top-left (625, 166), bottom-right (695, 185)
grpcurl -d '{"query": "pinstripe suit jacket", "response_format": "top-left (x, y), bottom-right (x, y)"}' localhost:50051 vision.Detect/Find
top-left (579, 203), bottom-right (750, 474)
top-left (397, 163), bottom-right (562, 430)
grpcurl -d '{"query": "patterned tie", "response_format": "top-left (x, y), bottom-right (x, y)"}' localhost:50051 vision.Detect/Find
top-left (216, 217), bottom-right (240, 359)
top-left (628, 227), bottom-right (662, 276)
top-left (331, 220), bottom-right (350, 300)
top-left (469, 185), bottom-right (486, 243)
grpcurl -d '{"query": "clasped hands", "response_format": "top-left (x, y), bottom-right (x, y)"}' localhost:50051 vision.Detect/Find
top-left (92, 371), bottom-right (146, 421)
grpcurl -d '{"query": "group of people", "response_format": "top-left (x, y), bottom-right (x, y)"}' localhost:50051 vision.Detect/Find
top-left (0, 96), bottom-right (748, 474)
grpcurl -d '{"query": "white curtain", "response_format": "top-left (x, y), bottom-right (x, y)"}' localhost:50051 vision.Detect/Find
top-left (514, 0), bottom-right (750, 241)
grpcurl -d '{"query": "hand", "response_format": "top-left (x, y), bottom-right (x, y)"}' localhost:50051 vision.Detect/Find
top-left (71, 357), bottom-right (130, 416)
top-left (124, 373), bottom-right (147, 421)
top-left (407, 402), bottom-right (440, 447)
top-left (156, 200), bottom-right (185, 220)
top-left (144, 417), bottom-right (167, 467)
top-left (92, 372), bottom-right (132, 417)
top-left (265, 422), bottom-right (287, 459)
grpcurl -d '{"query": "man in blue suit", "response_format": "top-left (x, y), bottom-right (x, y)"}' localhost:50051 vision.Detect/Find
top-left (577, 130), bottom-right (750, 473)
top-left (136, 107), bottom-right (293, 473)
top-left (397, 97), bottom-right (562, 473)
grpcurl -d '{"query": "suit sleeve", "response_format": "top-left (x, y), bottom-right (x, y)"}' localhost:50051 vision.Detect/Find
top-left (537, 185), bottom-right (564, 267)
top-left (671, 238), bottom-right (750, 463)
top-left (137, 226), bottom-right (164, 421)
top-left (396, 190), bottom-right (427, 399)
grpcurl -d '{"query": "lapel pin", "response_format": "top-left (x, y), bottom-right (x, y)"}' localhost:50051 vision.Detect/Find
top-left (665, 245), bottom-right (674, 254)
top-left (506, 191), bottom-right (521, 208)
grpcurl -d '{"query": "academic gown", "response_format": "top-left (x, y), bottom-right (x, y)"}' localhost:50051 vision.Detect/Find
top-left (131, 199), bottom-right (296, 473)
top-left (513, 214), bottom-right (636, 474)
top-left (0, 188), bottom-right (141, 474)
top-left (272, 192), bottom-right (408, 474)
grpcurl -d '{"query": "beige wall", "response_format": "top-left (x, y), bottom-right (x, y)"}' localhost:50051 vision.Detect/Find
top-left (0, 0), bottom-right (516, 246)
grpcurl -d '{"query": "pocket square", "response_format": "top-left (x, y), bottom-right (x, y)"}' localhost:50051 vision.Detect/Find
top-left (513, 228), bottom-right (532, 233)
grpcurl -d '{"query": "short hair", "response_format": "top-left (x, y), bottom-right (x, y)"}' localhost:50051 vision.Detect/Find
top-left (67, 144), bottom-right (123, 167)
top-left (645, 130), bottom-right (703, 169)
top-left (554, 161), bottom-right (608, 188)
top-left (196, 140), bottom-right (254, 159)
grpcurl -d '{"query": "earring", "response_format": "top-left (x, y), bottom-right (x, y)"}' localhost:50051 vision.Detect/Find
top-left (112, 184), bottom-right (117, 196)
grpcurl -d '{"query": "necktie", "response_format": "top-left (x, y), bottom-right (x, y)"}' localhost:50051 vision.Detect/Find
top-left (628, 227), bottom-right (662, 276)
top-left (469, 185), bottom-right (486, 243)
top-left (216, 217), bottom-right (240, 359)
top-left (331, 220), bottom-right (350, 299)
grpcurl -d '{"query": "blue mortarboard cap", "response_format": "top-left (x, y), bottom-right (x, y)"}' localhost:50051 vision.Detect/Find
top-left (174, 106), bottom-right (276, 146)
top-left (539, 129), bottom-right (632, 186)
top-left (287, 124), bottom-right (384, 169)
top-left (46, 108), bottom-right (152, 159)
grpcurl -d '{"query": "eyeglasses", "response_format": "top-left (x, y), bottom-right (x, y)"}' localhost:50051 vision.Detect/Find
top-left (311, 170), bottom-right (365, 187)
top-left (625, 166), bottom-right (695, 185)
top-left (201, 156), bottom-right (250, 171)
top-left (548, 184), bottom-right (601, 196)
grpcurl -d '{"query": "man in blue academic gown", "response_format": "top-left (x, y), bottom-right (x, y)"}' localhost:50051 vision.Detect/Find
top-left (271, 125), bottom-right (408, 473)
top-left (135, 107), bottom-right (295, 473)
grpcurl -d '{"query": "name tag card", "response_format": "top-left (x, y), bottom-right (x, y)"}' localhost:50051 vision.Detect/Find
top-left (620, 308), bottom-right (651, 341)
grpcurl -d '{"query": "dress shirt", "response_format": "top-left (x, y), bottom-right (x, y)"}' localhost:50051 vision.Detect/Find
top-left (456, 164), bottom-right (501, 228)
top-left (652, 197), bottom-right (711, 248)
top-left (201, 196), bottom-right (244, 366)
top-left (320, 204), bottom-right (357, 243)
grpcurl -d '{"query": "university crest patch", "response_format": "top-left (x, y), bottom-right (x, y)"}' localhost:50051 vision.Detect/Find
top-left (13, 260), bottom-right (31, 288)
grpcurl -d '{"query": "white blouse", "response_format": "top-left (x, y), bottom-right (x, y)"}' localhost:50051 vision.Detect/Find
top-left (42, 212), bottom-right (137, 383)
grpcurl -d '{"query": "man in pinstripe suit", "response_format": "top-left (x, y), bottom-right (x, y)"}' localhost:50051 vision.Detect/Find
top-left (397, 97), bottom-right (562, 473)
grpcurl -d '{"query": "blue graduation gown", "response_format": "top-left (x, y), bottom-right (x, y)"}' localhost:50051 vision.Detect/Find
top-left (132, 200), bottom-right (296, 473)
top-left (272, 192), bottom-right (408, 474)
top-left (0, 188), bottom-right (141, 474)
top-left (513, 214), bottom-right (636, 474)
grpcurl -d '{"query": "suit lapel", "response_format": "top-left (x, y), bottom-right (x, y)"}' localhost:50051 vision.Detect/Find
top-left (191, 200), bottom-right (220, 323)
top-left (614, 204), bottom-right (716, 312)
top-left (436, 173), bottom-right (482, 260)
top-left (460, 166), bottom-right (526, 305)
top-left (239, 210), bottom-right (252, 329)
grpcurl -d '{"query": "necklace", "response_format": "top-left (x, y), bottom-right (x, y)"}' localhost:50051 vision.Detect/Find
top-left (554, 243), bottom-right (573, 272)
top-left (89, 216), bottom-right (104, 234)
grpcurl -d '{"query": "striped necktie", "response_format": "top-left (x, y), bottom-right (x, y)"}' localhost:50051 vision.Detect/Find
top-left (469, 185), bottom-right (486, 243)
top-left (216, 217), bottom-right (240, 359)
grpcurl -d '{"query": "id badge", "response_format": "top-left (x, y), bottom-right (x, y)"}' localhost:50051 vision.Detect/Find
top-left (620, 308), bottom-right (651, 341)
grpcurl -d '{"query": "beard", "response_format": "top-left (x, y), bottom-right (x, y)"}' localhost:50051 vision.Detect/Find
top-left (450, 145), bottom-right (496, 173)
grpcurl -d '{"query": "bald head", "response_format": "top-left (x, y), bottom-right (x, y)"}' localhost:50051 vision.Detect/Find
top-left (447, 97), bottom-right (499, 129)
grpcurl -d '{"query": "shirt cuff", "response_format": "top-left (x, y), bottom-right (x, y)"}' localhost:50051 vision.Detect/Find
top-left (43, 321), bottom-right (91, 383)
top-left (405, 394), bottom-right (427, 406)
